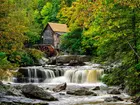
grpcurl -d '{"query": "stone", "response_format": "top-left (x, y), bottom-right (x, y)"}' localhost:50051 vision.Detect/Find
top-left (68, 60), bottom-right (85, 66)
top-left (132, 96), bottom-right (140, 104)
top-left (56, 55), bottom-right (91, 64)
top-left (66, 87), bottom-right (97, 96)
top-left (104, 96), bottom-right (123, 102)
top-left (22, 84), bottom-right (58, 101)
top-left (107, 88), bottom-right (121, 94)
top-left (48, 57), bottom-right (56, 65)
top-left (59, 92), bottom-right (65, 95)
top-left (5, 88), bottom-right (22, 96)
top-left (0, 81), bottom-right (4, 86)
top-left (91, 86), bottom-right (100, 90)
top-left (56, 55), bottom-right (75, 64)
top-left (39, 57), bottom-right (49, 66)
top-left (53, 83), bottom-right (67, 92)
top-left (0, 96), bottom-right (49, 105)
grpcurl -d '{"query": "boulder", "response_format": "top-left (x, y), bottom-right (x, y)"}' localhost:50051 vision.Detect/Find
top-left (0, 96), bottom-right (49, 105)
top-left (77, 55), bottom-right (91, 62)
top-left (132, 96), bottom-right (140, 104)
top-left (22, 84), bottom-right (58, 101)
top-left (68, 60), bottom-right (85, 66)
top-left (0, 83), bottom-right (23, 97)
top-left (104, 96), bottom-right (123, 102)
top-left (91, 86), bottom-right (100, 90)
top-left (53, 83), bottom-right (67, 92)
top-left (56, 55), bottom-right (76, 64)
top-left (5, 87), bottom-right (22, 96)
top-left (0, 81), bottom-right (3, 86)
top-left (66, 87), bottom-right (97, 96)
top-left (56, 55), bottom-right (91, 64)
top-left (48, 57), bottom-right (57, 65)
top-left (107, 88), bottom-right (121, 94)
top-left (38, 57), bottom-right (49, 66)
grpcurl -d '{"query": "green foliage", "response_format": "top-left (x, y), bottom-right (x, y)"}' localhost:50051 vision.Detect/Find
top-left (0, 52), bottom-right (13, 70)
top-left (26, 48), bottom-right (44, 60)
top-left (58, 0), bottom-right (140, 95)
top-left (126, 67), bottom-right (140, 95)
top-left (0, 0), bottom-right (140, 95)
top-left (8, 49), bottom-right (44, 66)
top-left (8, 50), bottom-right (34, 66)
top-left (60, 28), bottom-right (83, 54)
top-left (38, 0), bottom-right (60, 26)
top-left (102, 66), bottom-right (126, 86)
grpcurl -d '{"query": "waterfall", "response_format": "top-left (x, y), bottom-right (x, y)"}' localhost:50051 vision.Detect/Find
top-left (15, 66), bottom-right (104, 83)
top-left (64, 69), bottom-right (104, 83)
top-left (27, 68), bottom-right (31, 82)
top-left (87, 70), bottom-right (97, 83)
top-left (16, 67), bottom-right (65, 83)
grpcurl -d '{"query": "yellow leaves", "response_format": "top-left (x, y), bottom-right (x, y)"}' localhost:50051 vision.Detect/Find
top-left (15, 55), bottom-right (21, 62)
top-left (116, 0), bottom-right (140, 8)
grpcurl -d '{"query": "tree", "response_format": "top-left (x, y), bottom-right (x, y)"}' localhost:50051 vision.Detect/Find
top-left (60, 28), bottom-right (83, 54)
top-left (0, 0), bottom-right (27, 54)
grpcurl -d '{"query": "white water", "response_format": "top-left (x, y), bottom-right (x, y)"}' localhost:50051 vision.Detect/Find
top-left (9, 63), bottom-right (134, 105)
top-left (16, 63), bottom-right (104, 84)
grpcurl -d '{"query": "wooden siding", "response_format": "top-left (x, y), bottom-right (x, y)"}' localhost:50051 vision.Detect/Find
top-left (42, 23), bottom-right (68, 49)
top-left (43, 25), bottom-right (54, 45)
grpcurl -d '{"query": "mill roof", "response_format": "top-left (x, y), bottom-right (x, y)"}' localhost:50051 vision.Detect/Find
top-left (48, 22), bottom-right (68, 32)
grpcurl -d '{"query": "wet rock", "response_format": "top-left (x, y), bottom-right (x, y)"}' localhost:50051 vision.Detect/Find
top-left (68, 60), bottom-right (85, 66)
top-left (48, 57), bottom-right (56, 65)
top-left (5, 87), bottom-right (22, 96)
top-left (66, 87), bottom-right (97, 96)
top-left (0, 93), bottom-right (5, 98)
top-left (104, 96), bottom-right (123, 102)
top-left (0, 83), bottom-right (23, 97)
top-left (56, 55), bottom-right (76, 64)
top-left (0, 83), bottom-right (10, 94)
top-left (22, 84), bottom-right (58, 101)
top-left (53, 83), bottom-right (67, 92)
top-left (59, 92), bottom-right (65, 95)
top-left (0, 102), bottom-right (47, 105)
top-left (16, 67), bottom-right (48, 83)
top-left (39, 57), bottom-right (49, 66)
top-left (107, 88), bottom-right (121, 94)
top-left (91, 86), bottom-right (100, 90)
top-left (132, 96), bottom-right (140, 104)
top-left (13, 85), bottom-right (22, 90)
top-left (56, 55), bottom-right (91, 64)
top-left (0, 96), bottom-right (49, 105)
top-left (0, 81), bottom-right (4, 86)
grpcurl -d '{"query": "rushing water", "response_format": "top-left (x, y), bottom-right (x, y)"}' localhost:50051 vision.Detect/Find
top-left (11, 63), bottom-right (134, 105)
top-left (14, 63), bottom-right (104, 84)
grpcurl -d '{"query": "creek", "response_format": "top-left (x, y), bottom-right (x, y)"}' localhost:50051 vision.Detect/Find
top-left (1, 62), bottom-right (134, 105)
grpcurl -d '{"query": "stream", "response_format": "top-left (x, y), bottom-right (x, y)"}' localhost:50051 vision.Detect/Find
top-left (0, 62), bottom-right (135, 105)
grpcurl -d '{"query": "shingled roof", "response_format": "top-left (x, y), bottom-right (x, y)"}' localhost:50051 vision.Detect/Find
top-left (48, 22), bottom-right (68, 32)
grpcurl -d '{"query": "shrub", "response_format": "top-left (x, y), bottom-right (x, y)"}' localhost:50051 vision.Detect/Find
top-left (101, 65), bottom-right (140, 95)
top-left (26, 48), bottom-right (44, 59)
top-left (126, 67), bottom-right (140, 95)
top-left (0, 52), bottom-right (16, 80)
top-left (0, 52), bottom-right (13, 70)
top-left (8, 49), bottom-right (44, 66)
top-left (8, 50), bottom-right (34, 66)
top-left (101, 67), bottom-right (126, 86)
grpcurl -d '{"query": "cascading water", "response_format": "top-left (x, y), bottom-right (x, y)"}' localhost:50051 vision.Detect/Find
top-left (14, 64), bottom-right (104, 84)
top-left (52, 69), bottom-right (104, 83)
top-left (15, 66), bottom-right (64, 83)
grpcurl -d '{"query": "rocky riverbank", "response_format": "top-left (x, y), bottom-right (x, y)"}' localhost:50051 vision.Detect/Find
top-left (0, 81), bottom-right (137, 105)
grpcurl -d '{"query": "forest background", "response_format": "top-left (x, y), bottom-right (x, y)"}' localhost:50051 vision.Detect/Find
top-left (0, 0), bottom-right (140, 95)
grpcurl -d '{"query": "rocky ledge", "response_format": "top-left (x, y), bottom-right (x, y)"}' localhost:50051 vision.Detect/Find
top-left (66, 87), bottom-right (97, 96)
top-left (0, 81), bottom-right (57, 105)
top-left (0, 82), bottom-right (136, 105)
